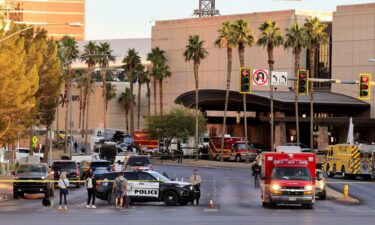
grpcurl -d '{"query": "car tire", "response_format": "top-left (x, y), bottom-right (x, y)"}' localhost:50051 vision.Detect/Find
top-left (163, 191), bottom-right (178, 206)
top-left (235, 155), bottom-right (241, 162)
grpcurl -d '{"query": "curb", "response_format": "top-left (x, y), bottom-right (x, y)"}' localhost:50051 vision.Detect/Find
top-left (326, 186), bottom-right (360, 204)
top-left (153, 160), bottom-right (251, 170)
top-left (0, 193), bottom-right (11, 202)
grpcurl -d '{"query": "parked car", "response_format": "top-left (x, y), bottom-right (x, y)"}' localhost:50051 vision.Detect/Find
top-left (123, 155), bottom-right (152, 172)
top-left (13, 163), bottom-right (54, 199)
top-left (315, 169), bottom-right (327, 200)
top-left (52, 160), bottom-right (80, 188)
top-left (95, 170), bottom-right (195, 206)
top-left (80, 160), bottom-right (111, 179)
top-left (15, 147), bottom-right (30, 161)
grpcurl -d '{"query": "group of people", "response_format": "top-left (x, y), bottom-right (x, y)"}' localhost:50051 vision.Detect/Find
top-left (55, 169), bottom-right (202, 210)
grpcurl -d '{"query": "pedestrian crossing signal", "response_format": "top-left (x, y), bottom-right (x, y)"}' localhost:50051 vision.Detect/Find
top-left (297, 69), bottom-right (309, 95)
top-left (240, 67), bottom-right (252, 94)
top-left (359, 73), bottom-right (371, 100)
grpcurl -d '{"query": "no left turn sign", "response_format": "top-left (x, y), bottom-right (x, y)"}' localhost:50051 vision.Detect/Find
top-left (252, 69), bottom-right (269, 86)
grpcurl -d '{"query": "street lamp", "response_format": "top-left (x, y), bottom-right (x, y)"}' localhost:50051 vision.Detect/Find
top-left (368, 58), bottom-right (375, 62)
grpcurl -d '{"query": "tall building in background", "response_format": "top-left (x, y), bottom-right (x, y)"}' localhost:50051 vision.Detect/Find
top-left (7, 0), bottom-right (85, 40)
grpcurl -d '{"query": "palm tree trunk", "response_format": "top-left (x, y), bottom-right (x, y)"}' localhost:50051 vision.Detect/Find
top-left (220, 47), bottom-right (232, 162)
top-left (268, 47), bottom-right (275, 150)
top-left (159, 78), bottom-right (163, 116)
top-left (238, 46), bottom-right (248, 154)
top-left (56, 96), bottom-right (59, 134)
top-left (138, 81), bottom-right (141, 130)
top-left (102, 65), bottom-right (107, 140)
top-left (147, 82), bottom-right (151, 116)
top-left (295, 50), bottom-right (300, 144)
top-left (84, 69), bottom-right (92, 149)
top-left (153, 78), bottom-right (157, 116)
top-left (194, 62), bottom-right (199, 160)
top-left (44, 125), bottom-right (50, 163)
top-left (309, 44), bottom-right (316, 151)
top-left (81, 87), bottom-right (86, 139)
top-left (126, 111), bottom-right (129, 133)
top-left (130, 80), bottom-right (134, 134)
top-left (78, 85), bottom-right (83, 130)
top-left (64, 78), bottom-right (70, 154)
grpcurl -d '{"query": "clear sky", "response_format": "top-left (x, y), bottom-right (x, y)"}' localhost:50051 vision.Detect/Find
top-left (85, 0), bottom-right (375, 40)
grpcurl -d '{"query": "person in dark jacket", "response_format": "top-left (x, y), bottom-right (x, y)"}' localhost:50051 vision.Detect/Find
top-left (177, 141), bottom-right (183, 163)
top-left (251, 163), bottom-right (261, 188)
top-left (85, 172), bottom-right (97, 208)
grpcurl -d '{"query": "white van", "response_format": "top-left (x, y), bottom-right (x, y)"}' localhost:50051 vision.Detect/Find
top-left (276, 145), bottom-right (301, 153)
top-left (15, 148), bottom-right (30, 160)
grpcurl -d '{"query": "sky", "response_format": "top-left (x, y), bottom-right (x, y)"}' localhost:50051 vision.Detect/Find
top-left (85, 0), bottom-right (375, 40)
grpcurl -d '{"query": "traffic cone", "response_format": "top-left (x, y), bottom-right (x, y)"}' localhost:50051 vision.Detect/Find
top-left (208, 199), bottom-right (214, 208)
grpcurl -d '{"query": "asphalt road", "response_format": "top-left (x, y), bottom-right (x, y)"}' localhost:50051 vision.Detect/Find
top-left (1, 164), bottom-right (375, 225)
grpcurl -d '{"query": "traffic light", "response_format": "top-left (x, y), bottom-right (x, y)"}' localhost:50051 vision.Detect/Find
top-left (240, 67), bottom-right (252, 93)
top-left (297, 69), bottom-right (309, 95)
top-left (359, 73), bottom-right (371, 100)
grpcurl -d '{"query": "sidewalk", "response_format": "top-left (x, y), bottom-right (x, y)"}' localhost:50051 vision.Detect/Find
top-left (326, 186), bottom-right (360, 204)
top-left (0, 175), bottom-right (13, 201)
top-left (154, 158), bottom-right (252, 169)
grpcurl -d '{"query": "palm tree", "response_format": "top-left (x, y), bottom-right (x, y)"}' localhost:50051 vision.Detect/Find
top-left (144, 71), bottom-right (152, 116)
top-left (81, 41), bottom-right (98, 146)
top-left (158, 63), bottom-right (171, 116)
top-left (123, 48), bottom-right (141, 134)
top-left (257, 19), bottom-right (284, 150)
top-left (104, 82), bottom-right (117, 110)
top-left (147, 47), bottom-right (167, 116)
top-left (215, 21), bottom-right (236, 161)
top-left (135, 64), bottom-right (146, 130)
top-left (232, 18), bottom-right (255, 158)
top-left (97, 42), bottom-right (115, 139)
top-left (59, 35), bottom-right (79, 154)
top-left (284, 22), bottom-right (306, 144)
top-left (119, 88), bottom-right (135, 133)
top-left (183, 35), bottom-right (208, 160)
top-left (303, 17), bottom-right (328, 150)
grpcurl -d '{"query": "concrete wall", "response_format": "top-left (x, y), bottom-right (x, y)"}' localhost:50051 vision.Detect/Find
top-left (331, 3), bottom-right (375, 117)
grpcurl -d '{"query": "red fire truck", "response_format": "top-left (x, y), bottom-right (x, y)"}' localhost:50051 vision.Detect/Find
top-left (208, 137), bottom-right (256, 161)
top-left (260, 152), bottom-right (316, 209)
top-left (133, 131), bottom-right (159, 154)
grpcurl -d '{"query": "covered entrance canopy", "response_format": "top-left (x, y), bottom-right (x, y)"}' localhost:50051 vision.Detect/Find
top-left (175, 89), bottom-right (370, 114)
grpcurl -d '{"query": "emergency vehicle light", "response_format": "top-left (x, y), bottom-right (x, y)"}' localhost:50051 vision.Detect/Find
top-left (308, 157), bottom-right (314, 162)
top-left (267, 156), bottom-right (274, 161)
top-left (288, 154), bottom-right (293, 158)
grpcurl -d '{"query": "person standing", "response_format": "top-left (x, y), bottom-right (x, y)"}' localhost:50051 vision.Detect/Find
top-left (112, 172), bottom-right (127, 209)
top-left (189, 169), bottom-right (201, 205)
top-left (58, 172), bottom-right (69, 210)
top-left (251, 163), bottom-right (261, 188)
top-left (177, 140), bottom-right (183, 163)
top-left (74, 140), bottom-right (78, 153)
top-left (85, 172), bottom-right (97, 208)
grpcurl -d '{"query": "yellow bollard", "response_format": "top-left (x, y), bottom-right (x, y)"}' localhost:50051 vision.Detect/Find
top-left (343, 184), bottom-right (349, 199)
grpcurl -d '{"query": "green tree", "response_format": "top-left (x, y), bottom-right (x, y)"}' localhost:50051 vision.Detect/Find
top-left (119, 88), bottom-right (135, 133)
top-left (257, 19), bottom-right (284, 150)
top-left (145, 107), bottom-right (207, 153)
top-left (232, 18), bottom-right (255, 159)
top-left (147, 47), bottom-right (167, 116)
top-left (135, 64), bottom-right (146, 130)
top-left (143, 71), bottom-right (151, 116)
top-left (81, 41), bottom-right (98, 146)
top-left (97, 42), bottom-right (115, 139)
top-left (215, 21), bottom-right (236, 160)
top-left (122, 48), bottom-right (141, 134)
top-left (284, 22), bottom-right (306, 144)
top-left (303, 17), bottom-right (328, 149)
top-left (59, 35), bottom-right (79, 153)
top-left (183, 35), bottom-right (208, 160)
top-left (104, 82), bottom-right (117, 110)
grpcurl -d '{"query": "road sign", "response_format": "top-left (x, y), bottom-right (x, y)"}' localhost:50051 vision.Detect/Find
top-left (252, 69), bottom-right (269, 86)
top-left (271, 71), bottom-right (288, 86)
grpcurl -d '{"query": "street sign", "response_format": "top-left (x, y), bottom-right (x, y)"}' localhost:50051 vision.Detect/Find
top-left (271, 71), bottom-right (288, 86)
top-left (252, 69), bottom-right (269, 86)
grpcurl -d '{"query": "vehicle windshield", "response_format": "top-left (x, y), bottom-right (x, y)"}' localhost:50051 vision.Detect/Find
top-left (235, 143), bottom-right (246, 149)
top-left (272, 167), bottom-right (311, 181)
top-left (17, 148), bottom-right (30, 154)
top-left (18, 164), bottom-right (47, 173)
top-left (201, 137), bottom-right (209, 143)
top-left (91, 161), bottom-right (110, 168)
top-left (127, 157), bottom-right (150, 166)
top-left (52, 162), bottom-right (76, 170)
top-left (149, 171), bottom-right (170, 182)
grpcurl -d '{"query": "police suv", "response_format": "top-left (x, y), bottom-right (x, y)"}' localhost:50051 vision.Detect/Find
top-left (96, 171), bottom-right (195, 206)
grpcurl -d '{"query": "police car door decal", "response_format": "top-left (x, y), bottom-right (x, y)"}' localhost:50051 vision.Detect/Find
top-left (128, 181), bottom-right (159, 197)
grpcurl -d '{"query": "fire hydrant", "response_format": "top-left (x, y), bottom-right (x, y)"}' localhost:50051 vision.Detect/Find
top-left (343, 184), bottom-right (349, 199)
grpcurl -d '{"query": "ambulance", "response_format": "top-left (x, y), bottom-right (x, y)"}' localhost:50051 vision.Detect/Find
top-left (208, 137), bottom-right (255, 161)
top-left (324, 144), bottom-right (375, 180)
top-left (260, 152), bottom-right (316, 209)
